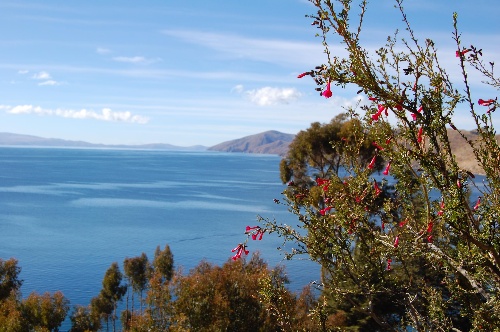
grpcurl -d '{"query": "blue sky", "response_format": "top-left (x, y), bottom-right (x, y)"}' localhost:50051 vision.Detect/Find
top-left (0, 0), bottom-right (498, 146)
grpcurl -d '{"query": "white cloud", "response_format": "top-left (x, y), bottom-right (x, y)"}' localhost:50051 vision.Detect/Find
top-left (18, 70), bottom-right (29, 75)
top-left (112, 56), bottom-right (161, 65)
top-left (32, 71), bottom-right (51, 80)
top-left (3, 105), bottom-right (149, 124)
top-left (38, 80), bottom-right (61, 86)
top-left (231, 84), bottom-right (244, 94)
top-left (242, 86), bottom-right (303, 106)
top-left (96, 47), bottom-right (111, 54)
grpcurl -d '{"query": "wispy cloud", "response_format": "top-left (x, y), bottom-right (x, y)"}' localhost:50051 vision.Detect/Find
top-left (234, 85), bottom-right (303, 106)
top-left (112, 56), bottom-right (161, 65)
top-left (18, 69), bottom-right (29, 75)
top-left (32, 71), bottom-right (51, 80)
top-left (30, 70), bottom-right (64, 86)
top-left (162, 29), bottom-right (326, 67)
top-left (96, 47), bottom-right (111, 54)
top-left (38, 80), bottom-right (62, 86)
top-left (3, 105), bottom-right (149, 124)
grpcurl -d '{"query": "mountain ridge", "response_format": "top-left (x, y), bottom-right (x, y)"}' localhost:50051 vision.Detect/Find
top-left (207, 130), bottom-right (295, 156)
top-left (0, 132), bottom-right (207, 151)
top-left (0, 130), bottom-right (497, 175)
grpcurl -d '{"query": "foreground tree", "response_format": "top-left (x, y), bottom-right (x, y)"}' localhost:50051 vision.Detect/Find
top-left (170, 253), bottom-right (314, 332)
top-left (100, 262), bottom-right (127, 332)
top-left (123, 253), bottom-right (150, 313)
top-left (0, 258), bottom-right (22, 302)
top-left (22, 291), bottom-right (70, 332)
top-left (260, 0), bottom-right (499, 330)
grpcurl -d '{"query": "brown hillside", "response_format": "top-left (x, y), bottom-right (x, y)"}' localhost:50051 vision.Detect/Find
top-left (447, 129), bottom-right (500, 175)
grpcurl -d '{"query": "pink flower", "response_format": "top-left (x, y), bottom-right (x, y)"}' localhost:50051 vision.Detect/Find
top-left (438, 199), bottom-right (445, 216)
top-left (246, 226), bottom-right (265, 240)
top-left (478, 99), bottom-right (495, 106)
top-left (322, 81), bottom-right (332, 98)
top-left (368, 155), bottom-right (377, 169)
top-left (231, 243), bottom-right (249, 260)
top-left (383, 162), bottom-right (391, 176)
top-left (373, 180), bottom-right (382, 196)
top-left (417, 127), bottom-right (423, 143)
top-left (473, 197), bottom-right (481, 210)
top-left (426, 221), bottom-right (434, 234)
top-left (371, 104), bottom-right (386, 121)
top-left (320, 206), bottom-right (332, 215)
top-left (372, 141), bottom-right (384, 150)
top-left (456, 49), bottom-right (471, 57)
top-left (411, 105), bottom-right (423, 121)
top-left (393, 236), bottom-right (400, 248)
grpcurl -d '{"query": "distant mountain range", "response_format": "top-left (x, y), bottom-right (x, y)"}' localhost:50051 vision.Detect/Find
top-left (0, 131), bottom-right (296, 155)
top-left (1, 130), bottom-right (496, 174)
top-left (0, 132), bottom-right (207, 151)
top-left (208, 130), bottom-right (295, 156)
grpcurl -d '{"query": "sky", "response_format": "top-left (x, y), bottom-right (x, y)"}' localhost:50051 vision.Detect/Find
top-left (0, 0), bottom-right (498, 147)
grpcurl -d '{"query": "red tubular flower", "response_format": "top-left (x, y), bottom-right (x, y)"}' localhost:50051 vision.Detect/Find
top-left (383, 162), bottom-right (391, 176)
top-left (368, 155), bottom-right (377, 169)
top-left (322, 81), bottom-right (332, 98)
top-left (373, 180), bottom-right (382, 196)
top-left (320, 206), bottom-right (332, 215)
top-left (387, 258), bottom-right (392, 270)
top-left (393, 236), bottom-right (400, 248)
top-left (372, 141), bottom-right (384, 150)
top-left (368, 97), bottom-right (378, 102)
top-left (427, 235), bottom-right (433, 243)
top-left (231, 243), bottom-right (249, 260)
top-left (297, 72), bottom-right (309, 78)
top-left (371, 105), bottom-right (385, 121)
top-left (437, 199), bottom-right (445, 216)
top-left (478, 99), bottom-right (495, 106)
top-left (295, 193), bottom-right (306, 200)
top-left (399, 218), bottom-right (408, 228)
top-left (456, 49), bottom-right (471, 57)
top-left (395, 104), bottom-right (403, 111)
top-left (246, 226), bottom-right (266, 240)
top-left (417, 127), bottom-right (423, 143)
top-left (411, 105), bottom-right (423, 121)
top-left (473, 197), bottom-right (481, 210)
top-left (426, 221), bottom-right (434, 234)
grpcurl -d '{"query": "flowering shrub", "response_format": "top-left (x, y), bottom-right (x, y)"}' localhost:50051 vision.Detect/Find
top-left (233, 0), bottom-right (500, 330)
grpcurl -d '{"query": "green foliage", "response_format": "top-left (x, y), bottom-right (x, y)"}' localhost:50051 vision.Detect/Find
top-left (280, 113), bottom-right (380, 188)
top-left (265, 0), bottom-right (500, 330)
top-left (152, 244), bottom-right (174, 283)
top-left (0, 258), bottom-right (22, 302)
top-left (99, 262), bottom-right (127, 331)
top-left (69, 305), bottom-right (100, 332)
top-left (21, 291), bottom-right (70, 332)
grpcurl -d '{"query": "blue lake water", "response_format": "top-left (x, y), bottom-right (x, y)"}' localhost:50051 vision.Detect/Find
top-left (0, 147), bottom-right (320, 329)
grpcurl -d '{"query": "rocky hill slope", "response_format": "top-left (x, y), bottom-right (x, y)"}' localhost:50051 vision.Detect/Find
top-left (208, 130), bottom-right (295, 156)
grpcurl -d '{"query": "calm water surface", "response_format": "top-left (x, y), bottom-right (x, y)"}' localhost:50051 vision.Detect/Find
top-left (0, 147), bottom-right (319, 325)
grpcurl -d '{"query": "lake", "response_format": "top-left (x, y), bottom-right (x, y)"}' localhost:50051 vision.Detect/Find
top-left (0, 147), bottom-right (320, 329)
